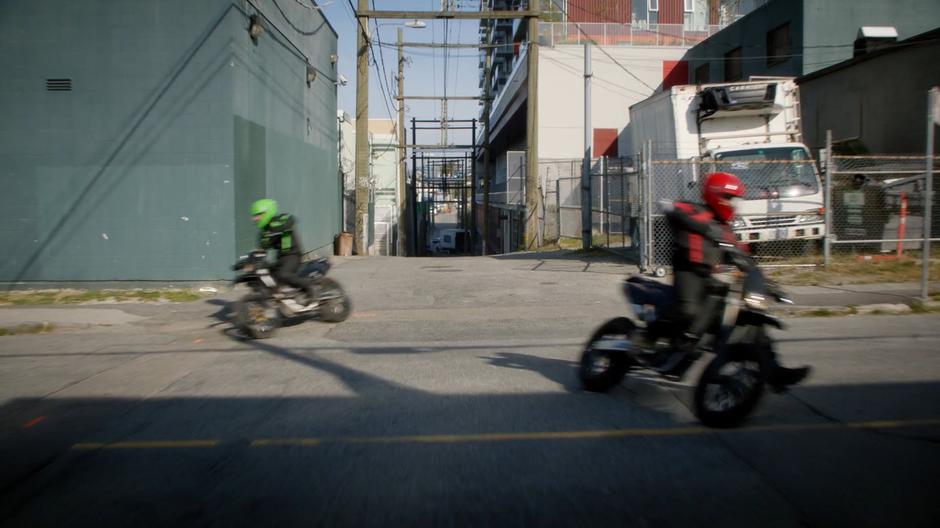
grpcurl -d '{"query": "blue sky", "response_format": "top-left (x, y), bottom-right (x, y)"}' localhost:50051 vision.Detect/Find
top-left (318, 1), bottom-right (485, 146)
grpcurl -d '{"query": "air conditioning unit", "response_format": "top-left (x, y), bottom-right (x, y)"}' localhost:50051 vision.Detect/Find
top-left (698, 83), bottom-right (783, 117)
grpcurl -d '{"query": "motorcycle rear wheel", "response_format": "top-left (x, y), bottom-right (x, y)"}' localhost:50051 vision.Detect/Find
top-left (693, 354), bottom-right (765, 428)
top-left (235, 293), bottom-right (281, 339)
top-left (317, 278), bottom-right (351, 323)
top-left (579, 317), bottom-right (635, 392)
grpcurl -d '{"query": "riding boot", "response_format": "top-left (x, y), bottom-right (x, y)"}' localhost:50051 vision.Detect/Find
top-left (304, 283), bottom-right (319, 307)
top-left (656, 332), bottom-right (701, 378)
top-left (756, 338), bottom-right (811, 392)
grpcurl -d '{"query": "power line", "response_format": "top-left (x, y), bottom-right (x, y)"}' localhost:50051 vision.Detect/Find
top-left (271, 0), bottom-right (328, 35)
top-left (343, 0), bottom-right (397, 121)
top-left (551, 1), bottom-right (656, 91)
top-left (370, 0), bottom-right (400, 112)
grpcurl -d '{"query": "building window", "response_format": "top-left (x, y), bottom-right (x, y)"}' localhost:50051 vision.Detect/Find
top-left (724, 47), bottom-right (742, 81)
top-left (648, 0), bottom-right (659, 12)
top-left (766, 22), bottom-right (791, 67)
top-left (684, 0), bottom-right (694, 12)
top-left (695, 63), bottom-right (710, 84)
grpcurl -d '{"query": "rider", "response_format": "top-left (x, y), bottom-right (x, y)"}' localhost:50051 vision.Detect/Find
top-left (250, 198), bottom-right (317, 304)
top-left (658, 172), bottom-right (810, 390)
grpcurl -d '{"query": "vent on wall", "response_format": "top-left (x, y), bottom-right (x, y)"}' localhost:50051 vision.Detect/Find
top-left (46, 78), bottom-right (72, 91)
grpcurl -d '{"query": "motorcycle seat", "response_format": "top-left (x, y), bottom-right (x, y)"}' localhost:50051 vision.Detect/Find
top-left (625, 276), bottom-right (675, 311)
top-left (299, 258), bottom-right (330, 277)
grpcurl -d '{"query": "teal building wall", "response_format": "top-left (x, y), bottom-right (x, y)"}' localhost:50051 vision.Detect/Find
top-left (683, 0), bottom-right (940, 83)
top-left (0, 0), bottom-right (338, 281)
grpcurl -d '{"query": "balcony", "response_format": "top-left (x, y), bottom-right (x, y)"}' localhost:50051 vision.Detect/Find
top-left (538, 22), bottom-right (723, 48)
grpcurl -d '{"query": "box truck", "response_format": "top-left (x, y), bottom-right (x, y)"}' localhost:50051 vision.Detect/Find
top-left (629, 78), bottom-right (825, 245)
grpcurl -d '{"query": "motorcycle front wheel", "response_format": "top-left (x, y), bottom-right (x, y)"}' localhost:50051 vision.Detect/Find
top-left (693, 353), bottom-right (765, 428)
top-left (317, 278), bottom-right (351, 323)
top-left (579, 317), bottom-right (635, 392)
top-left (235, 293), bottom-right (281, 339)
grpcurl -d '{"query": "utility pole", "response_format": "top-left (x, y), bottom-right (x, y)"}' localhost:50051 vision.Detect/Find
top-left (397, 28), bottom-right (407, 256)
top-left (582, 41), bottom-right (592, 252)
top-left (354, 0), bottom-right (370, 255)
top-left (481, 23), bottom-right (494, 255)
top-left (411, 117), bottom-right (418, 254)
top-left (470, 118), bottom-right (477, 253)
top-left (923, 87), bottom-right (938, 300)
top-left (524, 9), bottom-right (540, 250)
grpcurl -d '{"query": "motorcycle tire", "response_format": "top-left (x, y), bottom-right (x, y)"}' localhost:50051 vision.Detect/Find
top-left (235, 293), bottom-right (281, 339)
top-left (579, 317), bottom-right (634, 392)
top-left (693, 353), bottom-right (765, 428)
top-left (317, 278), bottom-right (351, 323)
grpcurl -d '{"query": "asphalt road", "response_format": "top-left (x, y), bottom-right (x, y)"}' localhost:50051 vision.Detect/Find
top-left (1, 254), bottom-right (939, 527)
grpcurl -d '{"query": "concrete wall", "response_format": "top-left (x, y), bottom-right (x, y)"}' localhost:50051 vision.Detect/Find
top-left (0, 0), bottom-right (236, 281)
top-left (799, 40), bottom-right (940, 154)
top-left (231, 0), bottom-right (339, 258)
top-left (0, 0), bottom-right (338, 281)
top-left (538, 45), bottom-right (688, 160)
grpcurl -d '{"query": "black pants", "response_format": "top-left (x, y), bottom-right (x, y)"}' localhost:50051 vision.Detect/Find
top-left (272, 254), bottom-right (314, 296)
top-left (672, 269), bottom-right (709, 338)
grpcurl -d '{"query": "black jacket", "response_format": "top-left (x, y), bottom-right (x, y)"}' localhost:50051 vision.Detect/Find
top-left (666, 202), bottom-right (737, 275)
top-left (259, 213), bottom-right (303, 257)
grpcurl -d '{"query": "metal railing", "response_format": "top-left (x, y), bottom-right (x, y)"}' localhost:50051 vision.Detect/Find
top-left (539, 22), bottom-right (724, 48)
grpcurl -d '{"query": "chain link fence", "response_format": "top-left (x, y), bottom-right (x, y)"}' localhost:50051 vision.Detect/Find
top-left (639, 156), bottom-right (826, 272)
top-left (826, 155), bottom-right (939, 266)
top-left (541, 158), bottom-right (638, 255)
top-left (541, 149), bottom-right (938, 292)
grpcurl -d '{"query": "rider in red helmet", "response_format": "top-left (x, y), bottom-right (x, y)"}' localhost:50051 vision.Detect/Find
top-left (657, 172), bottom-right (809, 389)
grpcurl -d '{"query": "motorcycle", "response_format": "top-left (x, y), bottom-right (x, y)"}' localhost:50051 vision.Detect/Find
top-left (579, 243), bottom-right (795, 428)
top-left (232, 251), bottom-right (351, 339)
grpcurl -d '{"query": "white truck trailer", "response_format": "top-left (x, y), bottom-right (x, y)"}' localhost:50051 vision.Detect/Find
top-left (629, 78), bottom-right (825, 245)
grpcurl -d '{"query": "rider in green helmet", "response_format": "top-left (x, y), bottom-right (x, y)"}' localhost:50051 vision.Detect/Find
top-left (250, 199), bottom-right (317, 302)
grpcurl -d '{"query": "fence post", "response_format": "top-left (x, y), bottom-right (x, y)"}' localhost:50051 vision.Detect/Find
top-left (603, 156), bottom-right (609, 246)
top-left (621, 158), bottom-right (627, 249)
top-left (923, 88), bottom-right (937, 300)
top-left (555, 177), bottom-right (561, 242)
top-left (824, 130), bottom-right (833, 268)
top-left (643, 140), bottom-right (656, 269)
top-left (637, 150), bottom-right (647, 271)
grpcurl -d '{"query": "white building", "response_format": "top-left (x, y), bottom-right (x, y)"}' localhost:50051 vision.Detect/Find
top-left (336, 114), bottom-right (402, 256)
top-left (477, 8), bottom-right (728, 252)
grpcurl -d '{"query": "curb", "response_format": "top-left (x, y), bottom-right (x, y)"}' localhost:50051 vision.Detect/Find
top-left (773, 300), bottom-right (940, 318)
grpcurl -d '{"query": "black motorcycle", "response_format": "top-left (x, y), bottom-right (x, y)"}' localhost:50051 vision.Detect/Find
top-left (232, 251), bottom-right (351, 339)
top-left (579, 244), bottom-right (795, 428)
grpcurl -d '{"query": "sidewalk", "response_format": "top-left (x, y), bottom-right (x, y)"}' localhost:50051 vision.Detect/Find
top-left (0, 254), bottom-right (937, 335)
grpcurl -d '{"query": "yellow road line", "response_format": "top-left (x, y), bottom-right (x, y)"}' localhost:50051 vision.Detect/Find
top-left (339, 427), bottom-right (710, 444)
top-left (72, 440), bottom-right (219, 450)
top-left (68, 418), bottom-right (940, 450)
top-left (251, 438), bottom-right (322, 447)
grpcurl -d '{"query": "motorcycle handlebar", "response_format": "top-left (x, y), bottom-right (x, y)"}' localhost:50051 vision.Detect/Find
top-left (717, 242), bottom-right (794, 304)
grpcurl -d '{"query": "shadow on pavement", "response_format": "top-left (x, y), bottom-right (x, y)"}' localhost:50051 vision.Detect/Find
top-left (482, 351), bottom-right (582, 392)
top-left (1, 328), bottom-right (938, 526)
top-left (0, 380), bottom-right (937, 526)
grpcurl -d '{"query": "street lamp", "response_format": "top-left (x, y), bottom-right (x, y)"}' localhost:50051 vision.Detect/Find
top-left (404, 20), bottom-right (427, 29)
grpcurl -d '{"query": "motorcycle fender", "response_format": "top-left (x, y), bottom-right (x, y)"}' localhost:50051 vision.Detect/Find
top-left (590, 317), bottom-right (640, 356)
top-left (737, 310), bottom-right (786, 330)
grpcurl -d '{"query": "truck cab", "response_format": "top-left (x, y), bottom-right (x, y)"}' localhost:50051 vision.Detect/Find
top-left (705, 143), bottom-right (825, 245)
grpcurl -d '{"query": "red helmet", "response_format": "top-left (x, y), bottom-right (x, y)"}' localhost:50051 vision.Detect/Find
top-left (703, 172), bottom-right (744, 222)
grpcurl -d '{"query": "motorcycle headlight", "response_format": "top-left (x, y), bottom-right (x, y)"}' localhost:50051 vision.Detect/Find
top-left (744, 292), bottom-right (768, 311)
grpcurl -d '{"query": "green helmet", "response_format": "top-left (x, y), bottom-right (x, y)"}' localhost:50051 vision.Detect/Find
top-left (250, 198), bottom-right (278, 229)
